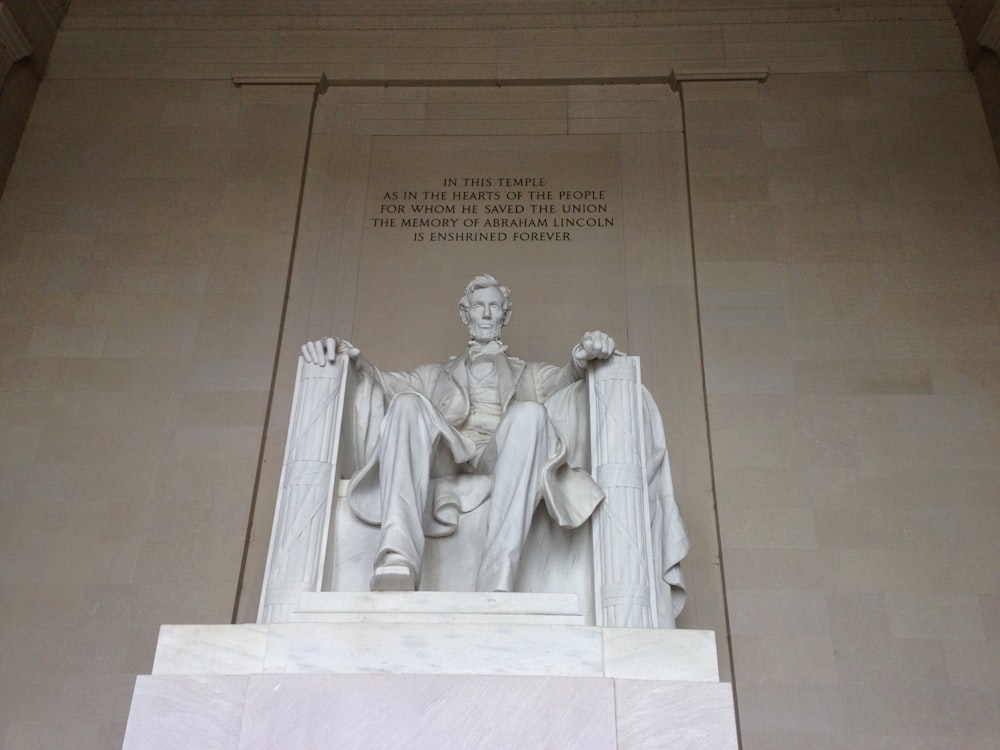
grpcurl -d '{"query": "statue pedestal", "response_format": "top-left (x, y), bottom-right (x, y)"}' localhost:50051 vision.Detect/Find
top-left (123, 349), bottom-right (724, 747)
top-left (122, 605), bottom-right (737, 748)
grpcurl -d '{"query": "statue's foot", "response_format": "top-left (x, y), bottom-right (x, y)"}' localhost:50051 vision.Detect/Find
top-left (371, 553), bottom-right (417, 591)
top-left (476, 559), bottom-right (516, 593)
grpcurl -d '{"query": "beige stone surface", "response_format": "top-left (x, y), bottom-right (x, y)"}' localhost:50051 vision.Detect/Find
top-left (0, 79), bottom-right (312, 747)
top-left (687, 65), bottom-right (1000, 749)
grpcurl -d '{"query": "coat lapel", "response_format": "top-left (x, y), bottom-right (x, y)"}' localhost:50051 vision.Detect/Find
top-left (444, 356), bottom-right (470, 418)
top-left (498, 355), bottom-right (526, 411)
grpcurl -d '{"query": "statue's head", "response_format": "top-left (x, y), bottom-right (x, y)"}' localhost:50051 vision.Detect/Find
top-left (458, 274), bottom-right (512, 343)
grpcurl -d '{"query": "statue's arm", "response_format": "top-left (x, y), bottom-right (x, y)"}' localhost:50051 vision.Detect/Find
top-left (301, 336), bottom-right (385, 387)
top-left (536, 330), bottom-right (618, 401)
top-left (300, 338), bottom-right (424, 396)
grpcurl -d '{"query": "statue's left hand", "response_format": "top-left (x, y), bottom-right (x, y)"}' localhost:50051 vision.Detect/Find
top-left (572, 330), bottom-right (617, 367)
top-left (301, 337), bottom-right (360, 366)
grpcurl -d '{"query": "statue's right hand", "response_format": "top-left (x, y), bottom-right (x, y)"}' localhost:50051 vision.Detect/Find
top-left (300, 338), bottom-right (360, 366)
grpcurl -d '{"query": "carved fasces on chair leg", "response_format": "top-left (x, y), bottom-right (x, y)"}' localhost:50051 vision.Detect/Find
top-left (588, 355), bottom-right (659, 628)
top-left (259, 356), bottom-right (349, 623)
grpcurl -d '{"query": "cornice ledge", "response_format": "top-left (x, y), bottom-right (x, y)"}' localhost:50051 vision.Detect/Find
top-left (232, 74), bottom-right (327, 88)
top-left (669, 68), bottom-right (769, 86)
top-left (230, 70), bottom-right (770, 90)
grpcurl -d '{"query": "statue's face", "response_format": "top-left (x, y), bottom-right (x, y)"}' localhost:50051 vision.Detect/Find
top-left (464, 285), bottom-right (506, 343)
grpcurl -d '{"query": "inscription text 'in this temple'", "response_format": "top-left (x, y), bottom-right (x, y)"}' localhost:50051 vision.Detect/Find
top-left (369, 175), bottom-right (618, 242)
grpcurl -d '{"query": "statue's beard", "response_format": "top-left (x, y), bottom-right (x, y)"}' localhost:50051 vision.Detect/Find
top-left (468, 320), bottom-right (504, 342)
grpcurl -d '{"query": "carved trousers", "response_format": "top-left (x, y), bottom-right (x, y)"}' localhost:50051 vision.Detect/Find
top-left (376, 392), bottom-right (554, 591)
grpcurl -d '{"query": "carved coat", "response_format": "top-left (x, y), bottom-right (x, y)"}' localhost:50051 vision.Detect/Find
top-left (345, 352), bottom-right (604, 533)
top-left (343, 350), bottom-right (690, 621)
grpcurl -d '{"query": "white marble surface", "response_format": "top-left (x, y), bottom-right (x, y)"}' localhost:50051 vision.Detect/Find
top-left (123, 672), bottom-right (737, 749)
top-left (293, 590), bottom-right (585, 625)
top-left (615, 679), bottom-right (738, 749)
top-left (153, 623), bottom-right (268, 676)
top-left (130, 622), bottom-right (734, 748)
top-left (239, 673), bottom-right (617, 749)
top-left (152, 622), bottom-right (719, 681)
top-left (258, 357), bottom-right (349, 623)
top-left (603, 627), bottom-right (719, 681)
top-left (121, 675), bottom-right (248, 750)
top-left (263, 622), bottom-right (605, 676)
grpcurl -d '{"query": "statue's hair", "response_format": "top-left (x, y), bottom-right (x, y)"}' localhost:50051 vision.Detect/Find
top-left (458, 274), bottom-right (512, 325)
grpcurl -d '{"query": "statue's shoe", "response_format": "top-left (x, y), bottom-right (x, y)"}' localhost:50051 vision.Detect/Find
top-left (370, 558), bottom-right (417, 591)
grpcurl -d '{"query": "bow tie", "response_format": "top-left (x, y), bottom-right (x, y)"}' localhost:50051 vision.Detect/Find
top-left (468, 340), bottom-right (508, 359)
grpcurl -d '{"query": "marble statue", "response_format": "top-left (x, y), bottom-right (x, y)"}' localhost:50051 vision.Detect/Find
top-left (294, 274), bottom-right (689, 627)
top-left (302, 275), bottom-right (616, 593)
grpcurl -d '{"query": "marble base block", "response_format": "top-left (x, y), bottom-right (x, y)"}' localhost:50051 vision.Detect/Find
top-left (152, 620), bottom-right (720, 682)
top-left (126, 622), bottom-right (737, 749)
top-left (124, 672), bottom-right (736, 750)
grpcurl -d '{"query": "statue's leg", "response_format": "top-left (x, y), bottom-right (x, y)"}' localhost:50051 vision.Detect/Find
top-left (373, 392), bottom-right (440, 590)
top-left (476, 401), bottom-right (551, 592)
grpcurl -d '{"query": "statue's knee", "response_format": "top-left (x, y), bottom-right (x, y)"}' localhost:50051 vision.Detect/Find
top-left (386, 391), bottom-right (428, 421)
top-left (504, 400), bottom-right (547, 427)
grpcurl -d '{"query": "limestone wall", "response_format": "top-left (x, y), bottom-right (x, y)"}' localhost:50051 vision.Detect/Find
top-left (0, 2), bottom-right (997, 748)
top-left (0, 76), bottom-right (313, 747)
top-left (685, 70), bottom-right (999, 749)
